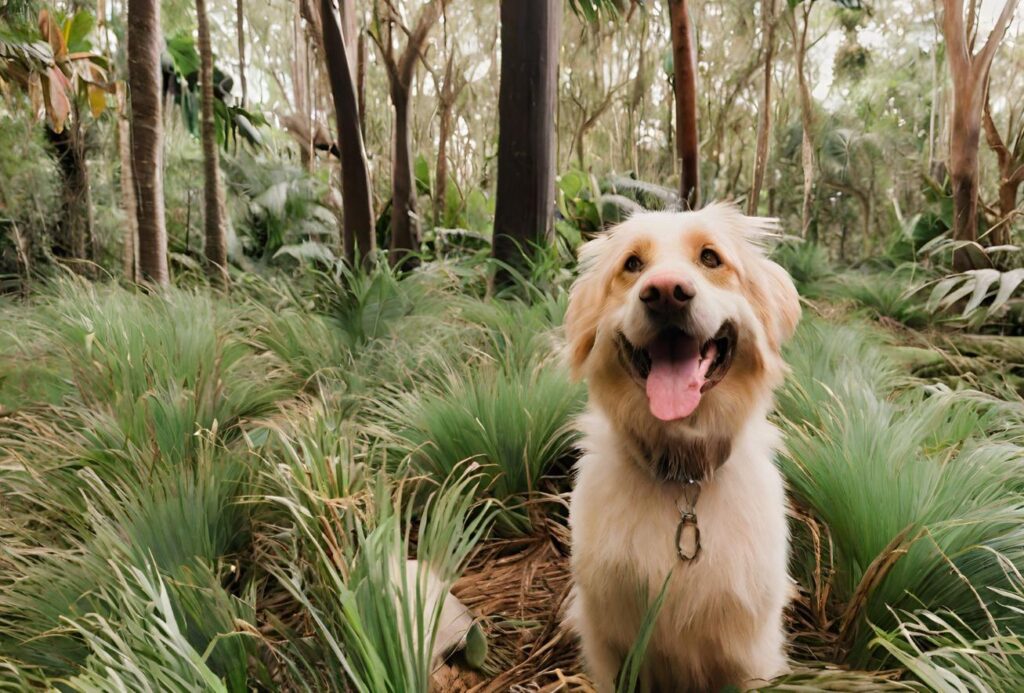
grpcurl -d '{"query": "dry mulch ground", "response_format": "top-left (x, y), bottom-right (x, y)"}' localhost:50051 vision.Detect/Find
top-left (433, 515), bottom-right (595, 692)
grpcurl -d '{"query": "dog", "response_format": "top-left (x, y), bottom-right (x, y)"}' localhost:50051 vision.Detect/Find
top-left (563, 203), bottom-right (801, 691)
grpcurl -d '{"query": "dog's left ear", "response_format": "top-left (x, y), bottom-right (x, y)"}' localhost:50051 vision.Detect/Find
top-left (564, 237), bottom-right (609, 379)
top-left (748, 257), bottom-right (801, 351)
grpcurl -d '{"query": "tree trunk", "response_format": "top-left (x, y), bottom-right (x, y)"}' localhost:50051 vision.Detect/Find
top-left (950, 102), bottom-right (982, 271)
top-left (127, 0), bottom-right (169, 285)
top-left (236, 0), bottom-right (247, 105)
top-left (357, 31), bottom-right (367, 133)
top-left (790, 3), bottom-right (815, 239)
top-left (748, 0), bottom-right (776, 216)
top-left (982, 95), bottom-right (1023, 247)
top-left (389, 87), bottom-right (418, 265)
top-left (669, 0), bottom-right (700, 209)
top-left (941, 0), bottom-right (1019, 271)
top-left (370, 0), bottom-right (445, 267)
top-left (118, 96), bottom-right (139, 281)
top-left (321, 0), bottom-right (375, 265)
top-left (46, 116), bottom-right (94, 266)
top-left (995, 178), bottom-right (1021, 246)
top-left (491, 0), bottom-right (561, 286)
top-left (435, 89), bottom-right (453, 227)
top-left (198, 0), bottom-right (228, 284)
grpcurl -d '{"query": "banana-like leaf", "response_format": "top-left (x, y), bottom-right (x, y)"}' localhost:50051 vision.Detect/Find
top-left (38, 10), bottom-right (66, 61)
top-left (962, 269), bottom-right (1002, 315)
top-left (991, 269), bottom-right (1024, 313)
top-left (64, 10), bottom-right (95, 53)
top-left (41, 65), bottom-right (71, 131)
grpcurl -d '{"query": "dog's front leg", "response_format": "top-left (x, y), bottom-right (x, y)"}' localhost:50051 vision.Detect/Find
top-left (573, 600), bottom-right (627, 692)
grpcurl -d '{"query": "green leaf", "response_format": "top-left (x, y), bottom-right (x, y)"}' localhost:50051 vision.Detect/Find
top-left (64, 10), bottom-right (94, 53)
top-left (414, 154), bottom-right (431, 196)
top-left (463, 622), bottom-right (487, 670)
top-left (166, 32), bottom-right (200, 78)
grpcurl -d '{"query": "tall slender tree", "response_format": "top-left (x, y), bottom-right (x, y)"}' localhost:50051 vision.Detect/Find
top-left (425, 24), bottom-right (468, 228)
top-left (322, 0), bottom-right (376, 265)
top-left (236, 0), bottom-right (247, 105)
top-left (117, 86), bottom-right (139, 281)
top-left (127, 0), bottom-right (169, 284)
top-left (491, 0), bottom-right (561, 284)
top-left (983, 90), bottom-right (1024, 247)
top-left (669, 0), bottom-right (699, 209)
top-left (748, 0), bottom-right (777, 216)
top-left (788, 0), bottom-right (816, 239)
top-left (197, 0), bottom-right (228, 284)
top-left (371, 0), bottom-right (448, 267)
top-left (941, 0), bottom-right (1019, 270)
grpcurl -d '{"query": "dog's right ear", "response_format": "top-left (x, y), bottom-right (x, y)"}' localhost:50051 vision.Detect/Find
top-left (564, 236), bottom-right (609, 380)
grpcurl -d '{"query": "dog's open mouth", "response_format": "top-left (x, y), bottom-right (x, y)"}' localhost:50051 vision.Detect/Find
top-left (618, 322), bottom-right (736, 421)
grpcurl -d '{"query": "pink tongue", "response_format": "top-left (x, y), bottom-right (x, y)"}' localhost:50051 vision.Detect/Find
top-left (645, 338), bottom-right (717, 421)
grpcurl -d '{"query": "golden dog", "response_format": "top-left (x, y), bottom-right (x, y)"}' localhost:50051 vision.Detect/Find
top-left (563, 203), bottom-right (800, 691)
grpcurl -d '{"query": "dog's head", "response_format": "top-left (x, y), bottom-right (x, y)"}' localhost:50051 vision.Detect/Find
top-left (564, 204), bottom-right (800, 476)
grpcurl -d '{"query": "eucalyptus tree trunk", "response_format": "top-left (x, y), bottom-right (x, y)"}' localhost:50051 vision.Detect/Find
top-left (983, 91), bottom-right (1023, 248)
top-left (748, 0), bottom-right (776, 216)
top-left (372, 0), bottom-right (447, 267)
top-left (433, 51), bottom-right (461, 227)
top-left (197, 0), bottom-right (228, 284)
top-left (127, 0), bottom-right (169, 284)
top-left (941, 0), bottom-right (1018, 270)
top-left (321, 0), bottom-right (375, 265)
top-left (47, 114), bottom-right (94, 265)
top-left (491, 0), bottom-right (561, 286)
top-left (390, 83), bottom-right (417, 265)
top-left (788, 1), bottom-right (815, 239)
top-left (236, 0), bottom-right (247, 105)
top-left (669, 0), bottom-right (699, 209)
top-left (117, 92), bottom-right (139, 281)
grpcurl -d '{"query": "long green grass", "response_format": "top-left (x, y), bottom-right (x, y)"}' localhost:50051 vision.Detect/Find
top-left (778, 318), bottom-right (1024, 666)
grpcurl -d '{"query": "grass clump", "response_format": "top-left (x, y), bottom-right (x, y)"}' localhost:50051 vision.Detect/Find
top-left (779, 319), bottom-right (1024, 667)
top-left (261, 428), bottom-right (494, 691)
top-left (770, 240), bottom-right (833, 296)
top-left (831, 272), bottom-right (935, 329)
top-left (381, 362), bottom-right (585, 534)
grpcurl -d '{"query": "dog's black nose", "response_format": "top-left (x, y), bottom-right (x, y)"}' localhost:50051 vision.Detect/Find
top-left (639, 273), bottom-right (695, 313)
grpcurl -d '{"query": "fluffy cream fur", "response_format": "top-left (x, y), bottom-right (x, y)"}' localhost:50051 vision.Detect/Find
top-left (563, 204), bottom-right (801, 691)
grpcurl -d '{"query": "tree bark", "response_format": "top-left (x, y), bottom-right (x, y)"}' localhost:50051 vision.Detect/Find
top-left (46, 115), bottom-right (94, 266)
top-left (127, 0), bottom-right (169, 285)
top-left (491, 0), bottom-right (561, 286)
top-left (941, 0), bottom-right (1018, 271)
top-left (321, 0), bottom-right (375, 265)
top-left (371, 0), bottom-right (446, 267)
top-left (433, 52), bottom-right (461, 227)
top-left (748, 0), bottom-right (776, 216)
top-left (788, 1), bottom-right (815, 239)
top-left (982, 94), bottom-right (1023, 247)
top-left (236, 0), bottom-right (247, 105)
top-left (198, 0), bottom-right (228, 285)
top-left (390, 86), bottom-right (418, 264)
top-left (669, 0), bottom-right (700, 209)
top-left (118, 91), bottom-right (139, 282)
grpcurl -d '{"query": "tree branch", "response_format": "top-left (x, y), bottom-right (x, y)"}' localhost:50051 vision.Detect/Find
top-left (973, 0), bottom-right (1018, 78)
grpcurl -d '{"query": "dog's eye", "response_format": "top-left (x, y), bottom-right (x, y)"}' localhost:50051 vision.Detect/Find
top-left (624, 254), bottom-right (643, 273)
top-left (700, 248), bottom-right (722, 268)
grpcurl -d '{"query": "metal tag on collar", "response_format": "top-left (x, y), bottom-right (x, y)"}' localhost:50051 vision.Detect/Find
top-left (675, 479), bottom-right (702, 561)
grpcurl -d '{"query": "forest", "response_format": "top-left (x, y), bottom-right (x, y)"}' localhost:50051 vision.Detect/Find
top-left (1, 0), bottom-right (1024, 689)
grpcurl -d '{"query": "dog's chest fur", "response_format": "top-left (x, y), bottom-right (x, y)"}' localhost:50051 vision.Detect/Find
top-left (568, 411), bottom-right (790, 690)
